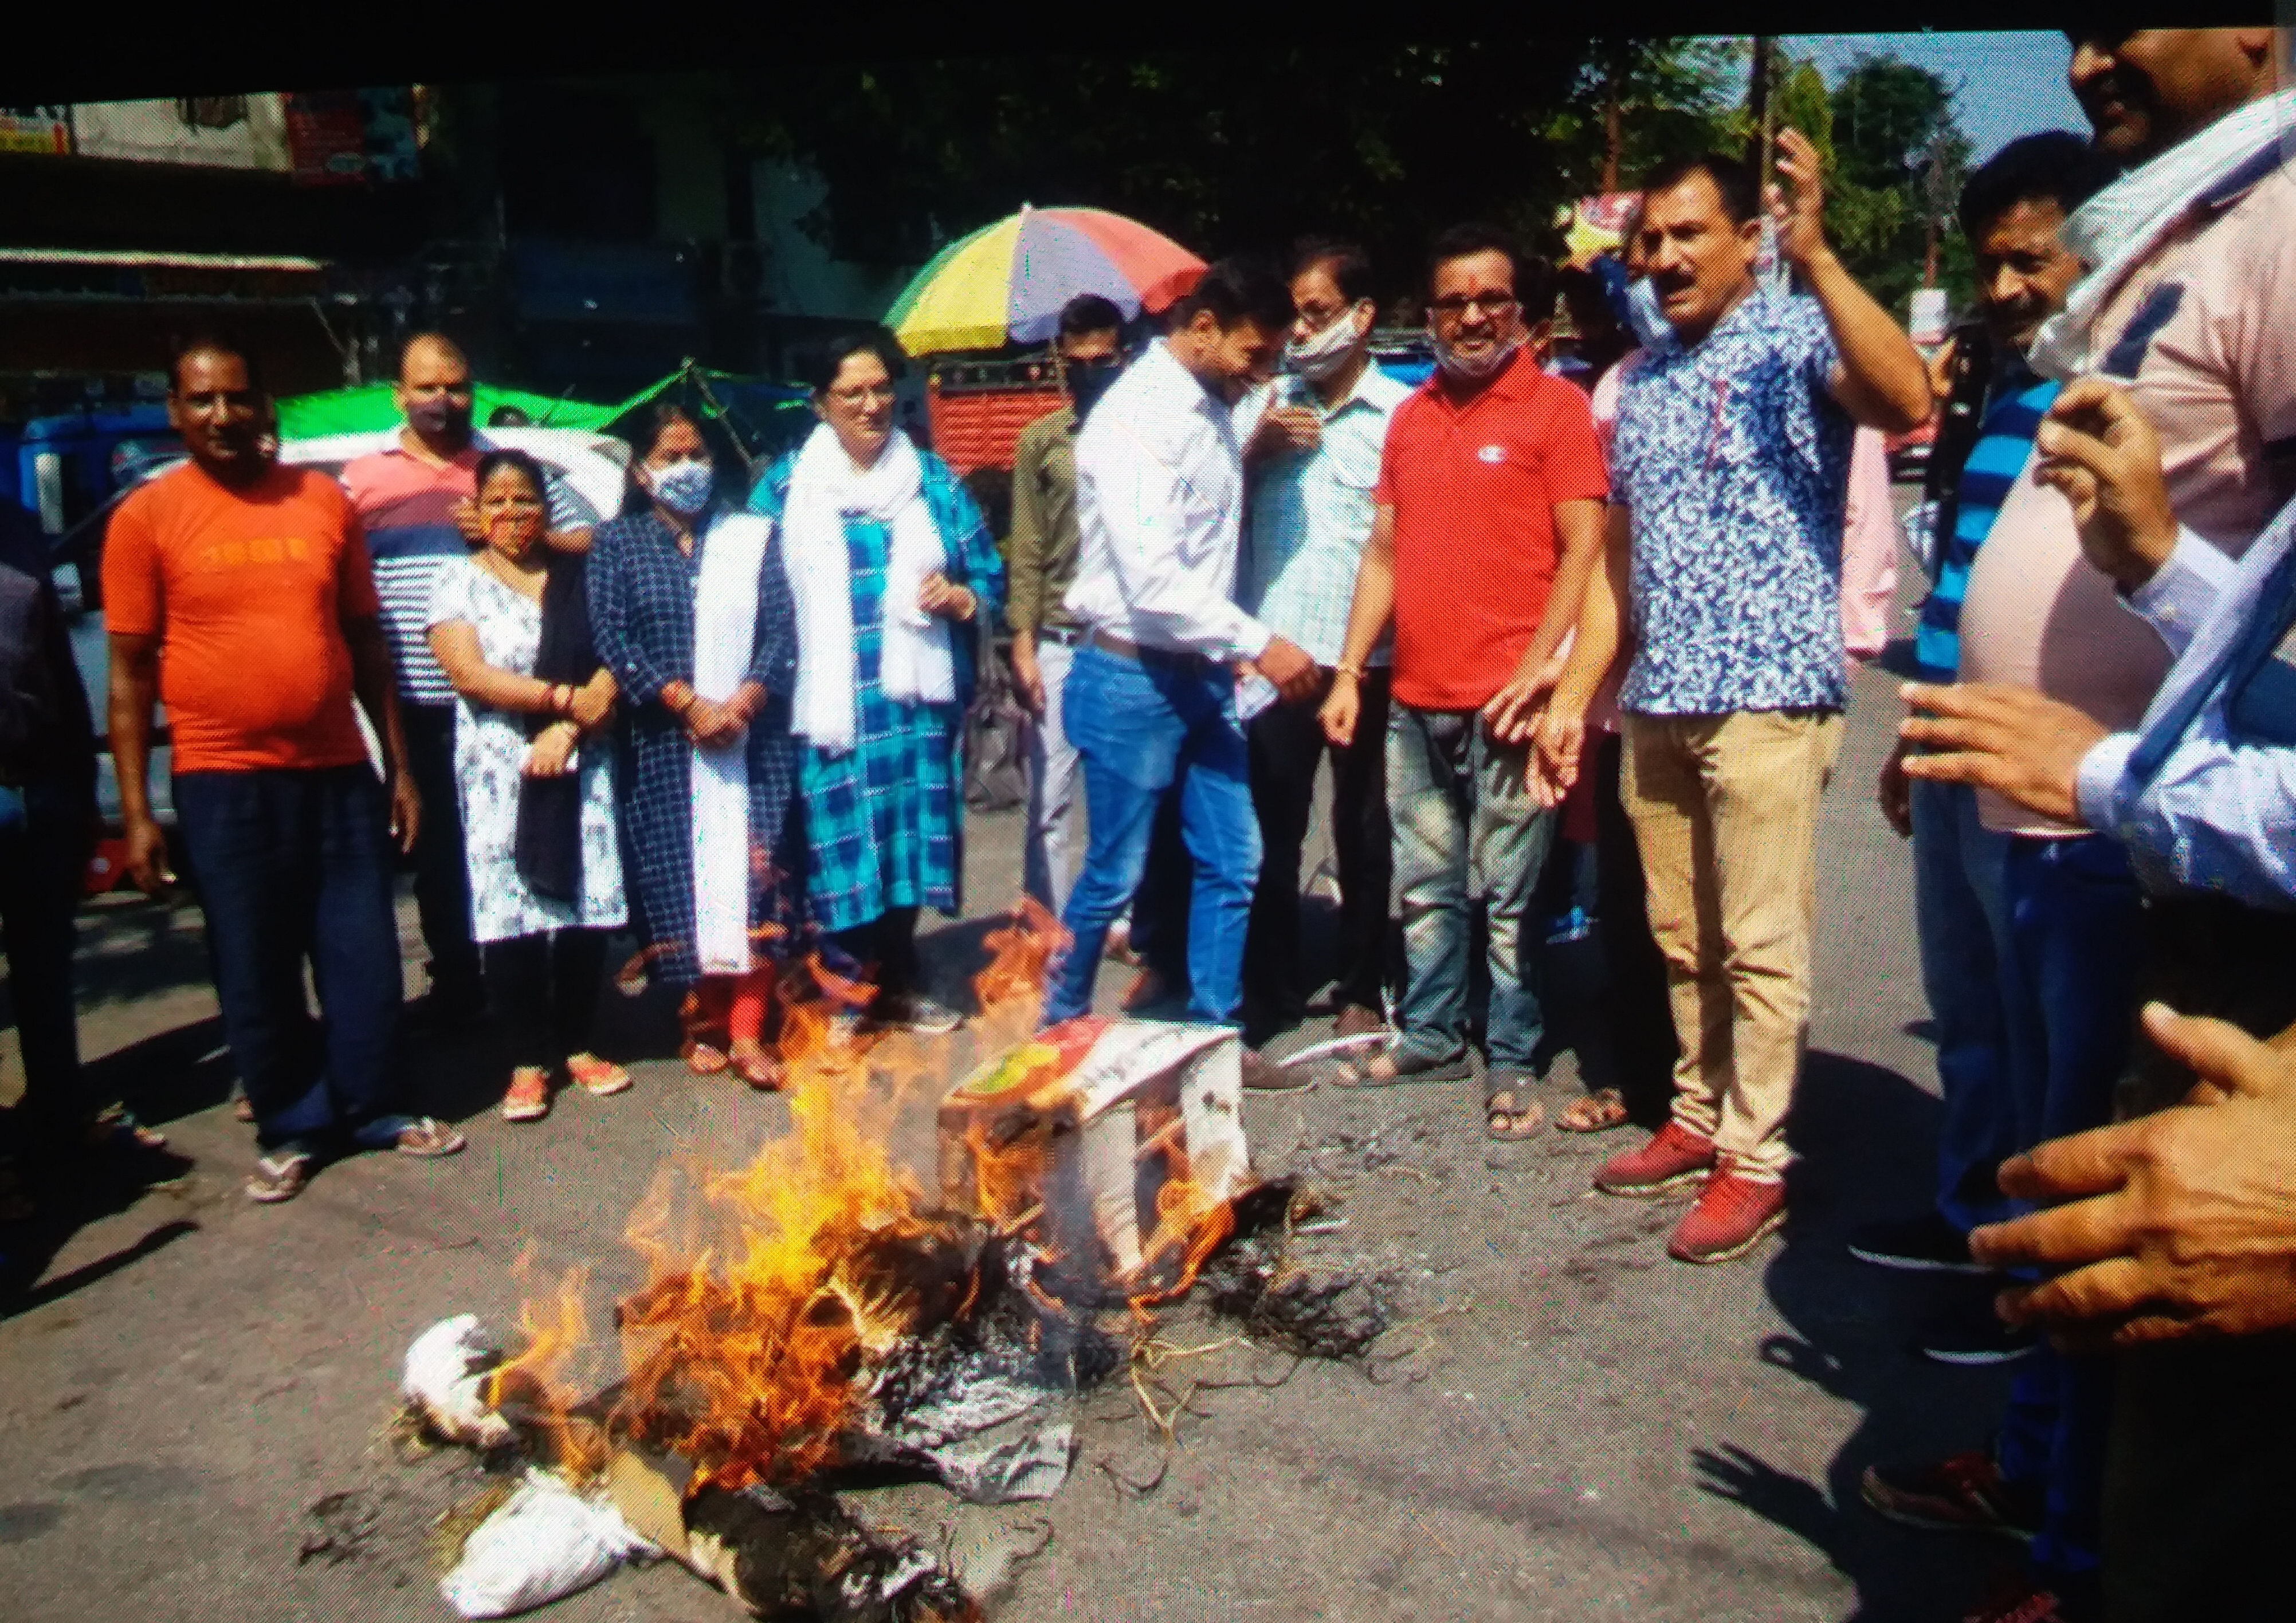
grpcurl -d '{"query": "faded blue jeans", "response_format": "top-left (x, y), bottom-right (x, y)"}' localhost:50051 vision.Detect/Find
top-left (1043, 643), bottom-right (1260, 1028)
top-left (1908, 777), bottom-right (2024, 1233)
top-left (1387, 704), bottom-right (1555, 1072)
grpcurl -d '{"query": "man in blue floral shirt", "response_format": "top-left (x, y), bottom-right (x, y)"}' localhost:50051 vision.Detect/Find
top-left (1540, 133), bottom-right (1933, 1266)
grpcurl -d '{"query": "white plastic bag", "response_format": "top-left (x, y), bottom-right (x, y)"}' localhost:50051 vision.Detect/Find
top-left (402, 1315), bottom-right (514, 1449)
top-left (438, 1471), bottom-right (657, 1618)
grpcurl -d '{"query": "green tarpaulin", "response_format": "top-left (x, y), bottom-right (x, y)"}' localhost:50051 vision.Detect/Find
top-left (274, 374), bottom-right (688, 440)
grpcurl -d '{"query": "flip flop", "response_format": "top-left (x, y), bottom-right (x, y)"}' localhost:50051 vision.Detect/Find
top-left (85, 1103), bottom-right (168, 1152)
top-left (725, 1042), bottom-right (783, 1092)
top-left (1556, 1087), bottom-right (1631, 1134)
top-left (1328, 1046), bottom-right (1474, 1088)
top-left (684, 1040), bottom-right (731, 1076)
top-left (1485, 1087), bottom-right (1545, 1140)
top-left (392, 1118), bottom-right (466, 1158)
top-left (245, 1152), bottom-right (312, 1204)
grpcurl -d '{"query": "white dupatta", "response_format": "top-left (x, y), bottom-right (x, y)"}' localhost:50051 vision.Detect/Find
top-left (689, 509), bottom-right (772, 976)
top-left (781, 423), bottom-right (953, 757)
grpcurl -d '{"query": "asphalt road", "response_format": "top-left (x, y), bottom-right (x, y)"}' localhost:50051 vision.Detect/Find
top-left (0, 543), bottom-right (2027, 1623)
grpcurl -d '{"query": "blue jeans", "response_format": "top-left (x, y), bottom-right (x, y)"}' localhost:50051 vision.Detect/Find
top-left (1045, 645), bottom-right (1260, 1027)
top-left (1993, 832), bottom-right (2144, 1581)
top-left (174, 766), bottom-right (410, 1154)
top-left (1387, 704), bottom-right (1555, 1071)
top-left (1908, 778), bottom-right (2024, 1233)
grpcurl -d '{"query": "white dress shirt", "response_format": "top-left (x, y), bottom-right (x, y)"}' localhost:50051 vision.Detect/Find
top-left (1065, 339), bottom-right (1272, 662)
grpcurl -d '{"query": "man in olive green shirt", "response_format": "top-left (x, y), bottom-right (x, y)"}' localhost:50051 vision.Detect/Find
top-left (1010, 294), bottom-right (1123, 915)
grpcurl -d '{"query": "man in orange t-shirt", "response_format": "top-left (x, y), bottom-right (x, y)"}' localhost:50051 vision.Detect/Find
top-left (1318, 224), bottom-right (1608, 1124)
top-left (104, 336), bottom-right (465, 1204)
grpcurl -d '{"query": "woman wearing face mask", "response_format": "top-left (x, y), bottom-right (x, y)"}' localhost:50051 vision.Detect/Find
top-left (426, 451), bottom-right (629, 1122)
top-left (748, 329), bottom-right (1005, 1035)
top-left (588, 405), bottom-right (801, 1087)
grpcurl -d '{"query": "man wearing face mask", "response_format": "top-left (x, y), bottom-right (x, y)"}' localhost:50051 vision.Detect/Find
top-left (1230, 240), bottom-right (1411, 1048)
top-left (1041, 257), bottom-right (1318, 1062)
top-left (1008, 293), bottom-right (1125, 919)
top-left (340, 334), bottom-right (601, 1029)
top-left (1318, 224), bottom-right (1608, 1127)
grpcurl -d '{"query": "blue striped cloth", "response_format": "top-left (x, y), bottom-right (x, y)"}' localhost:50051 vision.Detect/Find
top-left (1914, 367), bottom-right (2059, 681)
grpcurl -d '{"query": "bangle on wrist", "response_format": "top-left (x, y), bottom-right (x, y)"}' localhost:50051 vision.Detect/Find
top-left (1335, 662), bottom-right (1365, 680)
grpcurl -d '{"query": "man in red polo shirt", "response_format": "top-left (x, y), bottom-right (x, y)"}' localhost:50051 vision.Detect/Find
top-left (1320, 223), bottom-right (1608, 1134)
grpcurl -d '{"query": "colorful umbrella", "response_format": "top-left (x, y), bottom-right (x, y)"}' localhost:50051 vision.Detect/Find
top-left (884, 205), bottom-right (1206, 355)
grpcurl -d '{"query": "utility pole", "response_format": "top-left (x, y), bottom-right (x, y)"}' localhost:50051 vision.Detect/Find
top-left (1748, 36), bottom-right (1776, 188)
top-left (1600, 40), bottom-right (1627, 194)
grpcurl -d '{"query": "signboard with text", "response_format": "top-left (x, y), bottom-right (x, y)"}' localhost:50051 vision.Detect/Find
top-left (0, 105), bottom-right (72, 155)
top-left (284, 89), bottom-right (420, 186)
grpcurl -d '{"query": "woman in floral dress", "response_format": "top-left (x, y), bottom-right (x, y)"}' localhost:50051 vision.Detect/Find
top-left (427, 450), bottom-right (629, 1121)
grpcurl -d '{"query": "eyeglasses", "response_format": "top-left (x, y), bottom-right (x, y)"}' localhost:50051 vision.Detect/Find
top-left (1429, 292), bottom-right (1518, 319)
top-left (829, 383), bottom-right (898, 407)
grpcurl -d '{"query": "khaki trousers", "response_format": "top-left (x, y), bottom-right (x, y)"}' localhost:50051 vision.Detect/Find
top-left (1621, 710), bottom-right (1843, 1180)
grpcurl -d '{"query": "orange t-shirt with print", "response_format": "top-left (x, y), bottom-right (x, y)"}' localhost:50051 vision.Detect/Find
top-left (101, 462), bottom-right (382, 773)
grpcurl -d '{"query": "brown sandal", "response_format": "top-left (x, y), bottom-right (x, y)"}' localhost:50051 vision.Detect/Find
top-left (1556, 1088), bottom-right (1631, 1134)
top-left (727, 1040), bottom-right (783, 1092)
top-left (1485, 1088), bottom-right (1545, 1140)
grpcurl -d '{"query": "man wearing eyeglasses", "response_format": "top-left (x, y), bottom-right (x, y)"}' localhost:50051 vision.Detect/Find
top-left (339, 333), bottom-right (598, 1029)
top-left (1537, 139), bottom-right (1933, 1266)
top-left (1234, 240), bottom-right (1410, 1050)
top-left (1319, 224), bottom-right (1607, 1130)
top-left (1009, 294), bottom-right (1125, 919)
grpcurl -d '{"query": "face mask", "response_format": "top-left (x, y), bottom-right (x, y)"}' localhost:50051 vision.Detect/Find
top-left (487, 508), bottom-right (543, 552)
top-left (649, 459), bottom-right (716, 515)
top-left (1067, 359), bottom-right (1123, 423)
top-left (1285, 304), bottom-right (1369, 381)
top-left (1624, 277), bottom-right (1679, 353)
top-left (1430, 331), bottom-right (1520, 382)
top-left (407, 396), bottom-right (472, 441)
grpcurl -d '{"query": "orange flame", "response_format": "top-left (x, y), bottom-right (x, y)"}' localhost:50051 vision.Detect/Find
top-left (489, 897), bottom-right (1245, 1491)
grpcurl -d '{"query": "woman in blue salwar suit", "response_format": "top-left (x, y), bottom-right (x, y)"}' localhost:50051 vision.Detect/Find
top-left (589, 404), bottom-right (800, 1086)
top-left (749, 329), bottom-right (1004, 1035)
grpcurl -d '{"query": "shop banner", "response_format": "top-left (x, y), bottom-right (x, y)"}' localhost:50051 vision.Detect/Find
top-left (0, 105), bottom-right (72, 155)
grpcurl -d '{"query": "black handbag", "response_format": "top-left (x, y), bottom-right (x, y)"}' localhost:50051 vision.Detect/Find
top-left (962, 619), bottom-right (1030, 815)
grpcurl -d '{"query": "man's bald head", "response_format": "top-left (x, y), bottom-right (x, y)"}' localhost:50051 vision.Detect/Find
top-left (395, 332), bottom-right (477, 454)
top-left (398, 332), bottom-right (470, 383)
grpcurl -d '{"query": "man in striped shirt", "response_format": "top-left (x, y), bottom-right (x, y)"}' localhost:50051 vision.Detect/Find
top-left (1857, 135), bottom-right (2114, 1310)
top-left (339, 334), bottom-right (598, 1025)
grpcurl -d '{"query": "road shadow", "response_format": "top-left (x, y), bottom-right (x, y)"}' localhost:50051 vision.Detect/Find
top-left (1690, 1049), bottom-right (2020, 1622)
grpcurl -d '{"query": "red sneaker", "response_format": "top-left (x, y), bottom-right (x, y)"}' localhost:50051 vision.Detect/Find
top-left (1667, 1165), bottom-right (1787, 1264)
top-left (1594, 1121), bottom-right (1716, 1196)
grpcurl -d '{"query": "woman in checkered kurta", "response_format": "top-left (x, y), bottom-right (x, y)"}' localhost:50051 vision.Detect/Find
top-left (587, 436), bottom-right (800, 1003)
top-left (749, 340), bottom-right (1004, 1023)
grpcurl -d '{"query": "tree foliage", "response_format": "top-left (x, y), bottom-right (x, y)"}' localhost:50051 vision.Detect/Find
top-left (721, 42), bottom-right (1755, 308)
top-left (703, 39), bottom-right (1967, 324)
top-left (1540, 37), bottom-right (1746, 195)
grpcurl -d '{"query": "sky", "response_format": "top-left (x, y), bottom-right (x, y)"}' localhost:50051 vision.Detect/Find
top-left (1781, 32), bottom-right (2089, 161)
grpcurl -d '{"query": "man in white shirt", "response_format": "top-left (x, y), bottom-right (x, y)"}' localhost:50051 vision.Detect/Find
top-left (1041, 258), bottom-right (1318, 1055)
top-left (1234, 240), bottom-right (1411, 1045)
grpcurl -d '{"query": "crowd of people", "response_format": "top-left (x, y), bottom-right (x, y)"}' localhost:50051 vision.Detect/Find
top-left (0, 25), bottom-right (2291, 1623)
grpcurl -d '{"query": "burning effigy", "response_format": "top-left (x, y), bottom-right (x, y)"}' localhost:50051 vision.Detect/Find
top-left (396, 901), bottom-right (1300, 1621)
